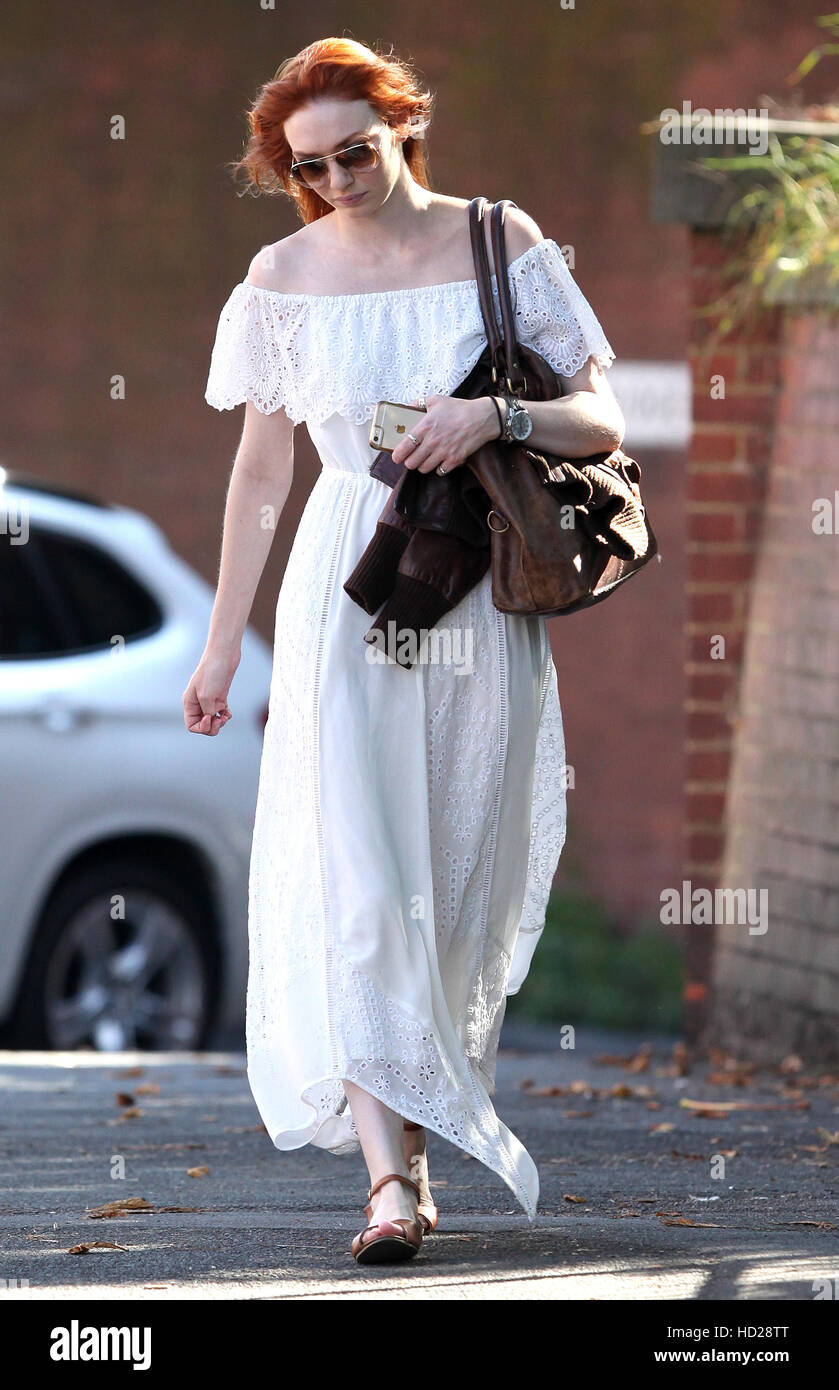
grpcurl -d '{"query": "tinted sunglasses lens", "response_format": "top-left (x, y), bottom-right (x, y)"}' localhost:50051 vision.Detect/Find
top-left (291, 141), bottom-right (378, 187)
top-left (291, 159), bottom-right (327, 186)
top-left (338, 142), bottom-right (378, 172)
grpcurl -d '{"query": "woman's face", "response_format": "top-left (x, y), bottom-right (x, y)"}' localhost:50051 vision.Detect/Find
top-left (284, 97), bottom-right (405, 212)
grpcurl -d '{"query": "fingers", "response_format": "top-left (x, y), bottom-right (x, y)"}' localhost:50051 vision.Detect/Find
top-left (183, 685), bottom-right (232, 736)
top-left (188, 709), bottom-right (231, 737)
top-left (392, 396), bottom-right (466, 473)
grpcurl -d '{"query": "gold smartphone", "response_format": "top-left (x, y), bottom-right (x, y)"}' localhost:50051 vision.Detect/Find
top-left (369, 400), bottom-right (427, 453)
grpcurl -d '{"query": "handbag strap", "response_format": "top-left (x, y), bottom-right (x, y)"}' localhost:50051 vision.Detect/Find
top-left (468, 197), bottom-right (506, 384)
top-left (490, 200), bottom-right (527, 394)
top-left (467, 197), bottom-right (528, 395)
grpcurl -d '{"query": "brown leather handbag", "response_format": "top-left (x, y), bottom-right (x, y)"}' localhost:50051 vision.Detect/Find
top-left (457, 197), bottom-right (658, 616)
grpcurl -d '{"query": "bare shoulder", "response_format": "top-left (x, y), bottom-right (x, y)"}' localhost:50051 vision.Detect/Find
top-left (445, 195), bottom-right (544, 267)
top-left (245, 225), bottom-right (317, 292)
top-left (496, 205), bottom-right (545, 260)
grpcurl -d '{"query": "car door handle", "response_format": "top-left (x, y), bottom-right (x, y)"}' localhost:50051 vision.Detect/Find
top-left (33, 699), bottom-right (93, 733)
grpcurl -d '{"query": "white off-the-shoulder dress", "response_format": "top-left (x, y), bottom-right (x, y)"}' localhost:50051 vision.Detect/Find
top-left (205, 237), bottom-right (615, 1219)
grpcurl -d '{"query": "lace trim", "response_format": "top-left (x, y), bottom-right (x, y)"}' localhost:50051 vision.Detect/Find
top-left (204, 237), bottom-right (616, 426)
top-left (259, 947), bottom-right (538, 1218)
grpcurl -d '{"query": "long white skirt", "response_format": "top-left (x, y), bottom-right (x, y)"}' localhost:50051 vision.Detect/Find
top-left (245, 416), bottom-right (567, 1219)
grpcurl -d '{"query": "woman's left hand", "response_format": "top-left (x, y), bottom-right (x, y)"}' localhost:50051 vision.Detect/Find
top-left (391, 394), bottom-right (496, 474)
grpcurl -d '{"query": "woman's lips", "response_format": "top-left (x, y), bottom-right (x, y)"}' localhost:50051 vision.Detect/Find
top-left (336, 192), bottom-right (366, 205)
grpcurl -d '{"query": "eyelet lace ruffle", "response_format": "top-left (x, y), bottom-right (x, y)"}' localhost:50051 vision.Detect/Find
top-left (204, 238), bottom-right (615, 426)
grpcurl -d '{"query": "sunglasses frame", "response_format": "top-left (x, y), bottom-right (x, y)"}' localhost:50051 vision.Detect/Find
top-left (289, 135), bottom-right (382, 187)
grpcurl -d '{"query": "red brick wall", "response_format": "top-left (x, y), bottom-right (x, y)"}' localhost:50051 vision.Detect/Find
top-left (684, 229), bottom-right (783, 1037)
top-left (706, 310), bottom-right (839, 1061)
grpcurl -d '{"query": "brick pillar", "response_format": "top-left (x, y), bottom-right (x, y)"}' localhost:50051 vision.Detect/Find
top-left (651, 114), bottom-right (839, 1055)
top-left (683, 229), bottom-right (783, 1041)
top-left (706, 310), bottom-right (839, 1061)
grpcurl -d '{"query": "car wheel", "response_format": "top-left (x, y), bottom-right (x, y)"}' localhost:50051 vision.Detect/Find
top-left (9, 855), bottom-right (220, 1051)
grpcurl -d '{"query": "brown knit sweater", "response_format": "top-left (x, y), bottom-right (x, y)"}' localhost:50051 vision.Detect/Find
top-left (343, 449), bottom-right (493, 668)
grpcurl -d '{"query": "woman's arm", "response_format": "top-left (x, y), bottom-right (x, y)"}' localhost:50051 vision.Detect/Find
top-left (183, 400), bottom-right (294, 735)
top-left (499, 355), bottom-right (626, 457)
top-left (499, 207), bottom-right (625, 456)
top-left (396, 354), bottom-right (624, 474)
top-left (395, 207), bottom-right (625, 473)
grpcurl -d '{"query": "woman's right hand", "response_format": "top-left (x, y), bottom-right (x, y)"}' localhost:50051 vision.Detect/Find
top-left (182, 646), bottom-right (240, 736)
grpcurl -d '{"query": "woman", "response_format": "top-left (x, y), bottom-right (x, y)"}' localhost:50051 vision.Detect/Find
top-left (186, 36), bottom-right (624, 1264)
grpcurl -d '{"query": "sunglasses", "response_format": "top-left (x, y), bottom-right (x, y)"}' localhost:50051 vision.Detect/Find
top-left (289, 137), bottom-right (381, 188)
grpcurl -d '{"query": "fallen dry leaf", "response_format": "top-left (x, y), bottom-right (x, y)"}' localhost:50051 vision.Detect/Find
top-left (594, 1046), bottom-right (652, 1072)
top-left (135, 1083), bottom-right (161, 1096)
top-left (112, 1067), bottom-right (145, 1079)
top-left (68, 1240), bottom-right (128, 1254)
top-left (86, 1198), bottom-right (153, 1219)
top-left (680, 1098), bottom-right (810, 1113)
top-left (780, 1054), bottom-right (804, 1074)
top-left (115, 1092), bottom-right (135, 1107)
top-left (608, 1083), bottom-right (655, 1099)
top-left (650, 1122), bottom-right (675, 1133)
top-left (563, 1193), bottom-right (587, 1204)
top-left (707, 1071), bottom-right (753, 1087)
top-left (186, 1166), bottom-right (209, 1178)
top-left (660, 1217), bottom-right (724, 1228)
top-left (775, 1220), bottom-right (836, 1230)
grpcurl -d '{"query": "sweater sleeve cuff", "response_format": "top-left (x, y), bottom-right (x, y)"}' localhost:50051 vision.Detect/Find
top-left (364, 574), bottom-right (453, 667)
top-left (343, 522), bottom-right (412, 615)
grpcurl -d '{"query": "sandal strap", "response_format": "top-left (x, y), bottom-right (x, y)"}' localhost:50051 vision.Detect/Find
top-left (353, 1217), bottom-right (422, 1255)
top-left (367, 1171), bottom-right (421, 1202)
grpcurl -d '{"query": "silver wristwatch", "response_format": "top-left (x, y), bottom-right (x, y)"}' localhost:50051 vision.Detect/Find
top-left (501, 394), bottom-right (533, 443)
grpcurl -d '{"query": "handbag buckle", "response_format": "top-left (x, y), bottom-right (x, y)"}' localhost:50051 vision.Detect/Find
top-left (487, 508), bottom-right (510, 533)
top-left (505, 373), bottom-right (528, 396)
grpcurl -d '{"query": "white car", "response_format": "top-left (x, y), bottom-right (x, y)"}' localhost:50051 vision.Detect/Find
top-left (0, 471), bottom-right (272, 1051)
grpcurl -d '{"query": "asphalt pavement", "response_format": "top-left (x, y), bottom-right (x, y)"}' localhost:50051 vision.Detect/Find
top-left (0, 1019), bottom-right (837, 1300)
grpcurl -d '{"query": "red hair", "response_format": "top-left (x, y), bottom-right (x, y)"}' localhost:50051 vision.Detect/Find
top-left (229, 37), bottom-right (434, 224)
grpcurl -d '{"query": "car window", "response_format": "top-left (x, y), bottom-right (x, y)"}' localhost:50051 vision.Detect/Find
top-left (0, 525), bottom-right (162, 659)
top-left (0, 532), bottom-right (66, 657)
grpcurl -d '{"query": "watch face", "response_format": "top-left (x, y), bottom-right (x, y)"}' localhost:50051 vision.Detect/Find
top-left (511, 409), bottom-right (532, 440)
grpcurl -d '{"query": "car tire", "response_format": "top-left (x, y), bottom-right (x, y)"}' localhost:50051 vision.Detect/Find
top-left (7, 854), bottom-right (221, 1052)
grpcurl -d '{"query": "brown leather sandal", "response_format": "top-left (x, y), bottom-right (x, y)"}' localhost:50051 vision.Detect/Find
top-left (351, 1172), bottom-right (424, 1264)
top-left (403, 1121), bottom-right (439, 1233)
